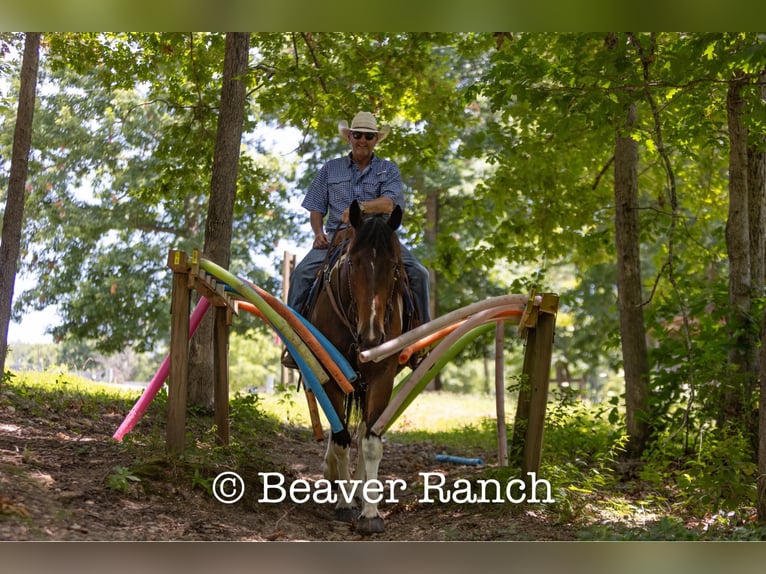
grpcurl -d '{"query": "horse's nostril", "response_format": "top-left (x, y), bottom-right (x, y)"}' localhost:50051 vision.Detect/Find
top-left (358, 327), bottom-right (384, 350)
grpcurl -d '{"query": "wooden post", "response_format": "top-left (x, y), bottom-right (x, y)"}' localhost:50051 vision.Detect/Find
top-left (509, 346), bottom-right (532, 467)
top-left (495, 320), bottom-right (508, 466)
top-left (305, 390), bottom-right (325, 441)
top-left (521, 312), bottom-right (554, 474)
top-left (167, 251), bottom-right (190, 454)
top-left (510, 294), bottom-right (558, 474)
top-left (213, 305), bottom-right (230, 446)
top-left (281, 251), bottom-right (296, 387)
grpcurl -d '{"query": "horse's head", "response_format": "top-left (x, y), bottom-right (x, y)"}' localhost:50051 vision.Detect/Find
top-left (346, 200), bottom-right (403, 349)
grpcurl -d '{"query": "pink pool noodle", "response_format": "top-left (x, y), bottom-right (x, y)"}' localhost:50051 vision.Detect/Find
top-left (112, 297), bottom-right (211, 441)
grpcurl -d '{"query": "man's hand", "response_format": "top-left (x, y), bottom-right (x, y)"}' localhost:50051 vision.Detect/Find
top-left (341, 198), bottom-right (394, 223)
top-left (313, 232), bottom-right (330, 249)
top-left (309, 210), bottom-right (329, 248)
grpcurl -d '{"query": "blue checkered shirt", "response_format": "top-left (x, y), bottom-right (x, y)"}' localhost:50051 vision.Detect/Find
top-left (301, 153), bottom-right (404, 233)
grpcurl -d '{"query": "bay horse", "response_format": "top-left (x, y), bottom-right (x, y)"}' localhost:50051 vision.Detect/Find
top-left (308, 199), bottom-right (405, 534)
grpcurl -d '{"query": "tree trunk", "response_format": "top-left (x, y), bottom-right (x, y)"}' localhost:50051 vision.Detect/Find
top-left (759, 306), bottom-right (766, 523)
top-left (749, 144), bottom-right (765, 299)
top-left (187, 32), bottom-right (250, 407)
top-left (723, 76), bottom-right (754, 424)
top-left (614, 102), bottom-right (650, 459)
top-left (753, 71), bottom-right (766, 525)
top-left (0, 33), bottom-right (41, 378)
top-left (748, 107), bottom-right (766, 455)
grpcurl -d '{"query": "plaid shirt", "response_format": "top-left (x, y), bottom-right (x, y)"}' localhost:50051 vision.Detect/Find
top-left (301, 152), bottom-right (404, 233)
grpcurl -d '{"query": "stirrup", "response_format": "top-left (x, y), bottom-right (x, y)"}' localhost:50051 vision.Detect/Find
top-left (281, 348), bottom-right (298, 370)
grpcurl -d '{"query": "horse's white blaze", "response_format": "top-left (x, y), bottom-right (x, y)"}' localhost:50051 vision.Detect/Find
top-left (368, 293), bottom-right (381, 342)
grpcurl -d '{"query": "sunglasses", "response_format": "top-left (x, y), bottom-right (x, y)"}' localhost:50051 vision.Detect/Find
top-left (351, 131), bottom-right (377, 141)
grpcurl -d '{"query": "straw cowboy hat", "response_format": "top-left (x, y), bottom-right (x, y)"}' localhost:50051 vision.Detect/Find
top-left (338, 111), bottom-right (391, 143)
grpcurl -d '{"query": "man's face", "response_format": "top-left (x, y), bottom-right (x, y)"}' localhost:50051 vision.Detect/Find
top-left (349, 131), bottom-right (378, 162)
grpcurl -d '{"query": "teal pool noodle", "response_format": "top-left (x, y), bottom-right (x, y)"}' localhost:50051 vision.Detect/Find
top-left (435, 454), bottom-right (484, 466)
top-left (288, 305), bottom-right (357, 383)
top-left (281, 335), bottom-right (344, 434)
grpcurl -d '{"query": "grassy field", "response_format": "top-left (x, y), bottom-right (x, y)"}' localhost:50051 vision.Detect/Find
top-left (5, 369), bottom-right (512, 437)
top-left (258, 388), bottom-right (512, 431)
top-left (258, 386), bottom-right (514, 459)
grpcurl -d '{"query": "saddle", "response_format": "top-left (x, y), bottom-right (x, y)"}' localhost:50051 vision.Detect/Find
top-left (300, 230), bottom-right (421, 336)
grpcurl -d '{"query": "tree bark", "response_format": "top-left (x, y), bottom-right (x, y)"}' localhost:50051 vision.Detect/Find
top-left (723, 76), bottom-right (754, 423)
top-left (759, 306), bottom-right (766, 524)
top-left (614, 102), bottom-right (650, 458)
top-left (187, 32), bottom-right (250, 407)
top-left (749, 144), bottom-right (765, 299)
top-left (753, 71), bottom-right (766, 525)
top-left (0, 33), bottom-right (41, 378)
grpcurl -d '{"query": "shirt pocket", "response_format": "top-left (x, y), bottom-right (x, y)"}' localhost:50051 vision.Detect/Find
top-left (328, 174), bottom-right (352, 204)
top-left (361, 172), bottom-right (387, 198)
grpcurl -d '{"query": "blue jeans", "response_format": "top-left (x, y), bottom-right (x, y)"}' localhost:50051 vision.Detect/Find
top-left (287, 243), bottom-right (431, 324)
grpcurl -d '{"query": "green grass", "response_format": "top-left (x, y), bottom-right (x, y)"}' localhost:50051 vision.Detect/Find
top-left (2, 369), bottom-right (281, 503)
top-left (8, 369), bottom-right (766, 540)
top-left (258, 387), bottom-right (513, 432)
top-left (5, 369), bottom-right (143, 398)
top-left (2, 369), bottom-right (143, 420)
top-left (258, 387), bottom-right (511, 459)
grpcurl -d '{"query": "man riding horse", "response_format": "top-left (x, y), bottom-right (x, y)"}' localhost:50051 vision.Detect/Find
top-left (285, 111), bottom-right (431, 347)
top-left (283, 111), bottom-right (431, 534)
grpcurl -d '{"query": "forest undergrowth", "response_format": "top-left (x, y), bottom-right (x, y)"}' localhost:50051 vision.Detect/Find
top-left (1, 371), bottom-right (765, 541)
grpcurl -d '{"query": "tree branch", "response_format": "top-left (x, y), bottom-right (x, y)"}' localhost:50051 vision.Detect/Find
top-left (592, 155), bottom-right (614, 190)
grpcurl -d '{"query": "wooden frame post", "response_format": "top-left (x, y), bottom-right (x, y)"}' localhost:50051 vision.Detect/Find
top-left (164, 249), bottom-right (242, 451)
top-left (510, 293), bottom-right (558, 474)
top-left (495, 320), bottom-right (508, 466)
top-left (167, 251), bottom-right (190, 454)
top-left (281, 251), bottom-right (296, 388)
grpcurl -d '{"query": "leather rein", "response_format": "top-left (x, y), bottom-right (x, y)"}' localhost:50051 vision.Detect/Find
top-left (322, 244), bottom-right (402, 350)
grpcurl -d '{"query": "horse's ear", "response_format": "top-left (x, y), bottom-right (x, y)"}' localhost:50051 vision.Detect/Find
top-left (349, 200), bottom-right (363, 229)
top-left (388, 204), bottom-right (402, 231)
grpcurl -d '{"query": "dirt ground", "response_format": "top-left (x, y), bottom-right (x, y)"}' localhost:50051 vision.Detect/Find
top-left (0, 389), bottom-right (575, 542)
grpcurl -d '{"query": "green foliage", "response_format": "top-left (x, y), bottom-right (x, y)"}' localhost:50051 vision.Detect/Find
top-left (1, 369), bottom-right (14, 393)
top-left (106, 465), bottom-right (141, 494)
top-left (4, 34), bottom-right (766, 539)
top-left (227, 329), bottom-right (280, 395)
top-left (641, 426), bottom-right (757, 515)
top-left (534, 391), bottom-right (627, 522)
top-left (4, 33), bottom-right (298, 353)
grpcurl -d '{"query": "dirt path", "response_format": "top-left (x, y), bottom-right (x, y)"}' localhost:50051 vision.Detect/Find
top-left (0, 390), bottom-right (573, 541)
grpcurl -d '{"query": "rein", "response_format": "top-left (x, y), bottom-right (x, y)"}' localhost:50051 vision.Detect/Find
top-left (324, 253), bottom-right (356, 335)
top-left (322, 234), bottom-right (402, 352)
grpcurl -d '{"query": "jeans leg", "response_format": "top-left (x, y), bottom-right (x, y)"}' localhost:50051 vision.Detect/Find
top-left (287, 248), bottom-right (328, 312)
top-left (400, 246), bottom-right (431, 324)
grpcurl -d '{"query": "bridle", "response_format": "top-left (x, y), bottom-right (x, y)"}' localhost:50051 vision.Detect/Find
top-left (323, 241), bottom-right (402, 352)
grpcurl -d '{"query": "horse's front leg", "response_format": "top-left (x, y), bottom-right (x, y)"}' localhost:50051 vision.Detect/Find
top-left (323, 428), bottom-right (358, 522)
top-left (357, 434), bottom-right (385, 534)
top-left (354, 366), bottom-right (396, 535)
